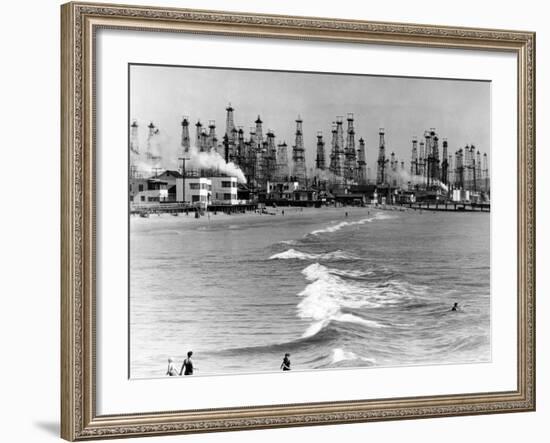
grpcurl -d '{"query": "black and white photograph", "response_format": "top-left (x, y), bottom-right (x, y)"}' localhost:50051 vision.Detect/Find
top-left (129, 64), bottom-right (491, 379)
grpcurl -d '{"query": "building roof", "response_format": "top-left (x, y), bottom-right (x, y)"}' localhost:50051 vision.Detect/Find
top-left (157, 170), bottom-right (183, 179)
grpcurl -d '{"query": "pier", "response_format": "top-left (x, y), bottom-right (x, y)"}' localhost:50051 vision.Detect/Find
top-left (405, 201), bottom-right (490, 212)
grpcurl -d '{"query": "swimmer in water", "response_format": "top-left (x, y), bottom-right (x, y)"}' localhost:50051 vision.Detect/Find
top-left (451, 302), bottom-right (459, 312)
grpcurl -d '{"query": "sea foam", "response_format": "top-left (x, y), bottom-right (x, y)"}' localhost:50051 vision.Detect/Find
top-left (269, 249), bottom-right (359, 261)
top-left (298, 263), bottom-right (428, 337)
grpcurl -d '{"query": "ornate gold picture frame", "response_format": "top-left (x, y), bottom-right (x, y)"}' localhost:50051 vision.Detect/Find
top-left (61, 2), bottom-right (535, 440)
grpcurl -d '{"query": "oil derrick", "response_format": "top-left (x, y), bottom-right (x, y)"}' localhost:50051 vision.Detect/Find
top-left (195, 120), bottom-right (203, 151)
top-left (448, 154), bottom-right (454, 187)
top-left (424, 130), bottom-right (432, 187)
top-left (455, 148), bottom-right (464, 189)
top-left (390, 152), bottom-right (397, 187)
top-left (482, 153), bottom-right (489, 193)
top-left (441, 138), bottom-right (449, 185)
top-left (236, 127), bottom-right (245, 165)
top-left (265, 130), bottom-right (277, 182)
top-left (344, 113), bottom-right (357, 183)
top-left (432, 131), bottom-right (440, 184)
top-left (400, 161), bottom-right (405, 188)
top-left (357, 137), bottom-right (367, 185)
top-left (418, 140), bottom-right (426, 185)
top-left (130, 120), bottom-right (139, 155)
top-left (276, 142), bottom-right (290, 181)
top-left (315, 132), bottom-right (326, 170)
top-left (146, 122), bottom-right (155, 160)
top-left (225, 104), bottom-right (236, 144)
top-left (180, 116), bottom-right (190, 153)
top-left (130, 120), bottom-right (139, 178)
top-left (376, 128), bottom-right (389, 185)
top-left (146, 122), bottom-right (161, 163)
top-left (329, 123), bottom-right (338, 175)
top-left (475, 150), bottom-right (482, 192)
top-left (222, 134), bottom-right (230, 163)
top-left (199, 129), bottom-right (208, 153)
top-left (410, 137), bottom-right (418, 178)
top-left (254, 116), bottom-right (264, 148)
top-left (328, 117), bottom-right (346, 185)
top-left (292, 116), bottom-right (307, 185)
top-left (207, 120), bottom-right (217, 153)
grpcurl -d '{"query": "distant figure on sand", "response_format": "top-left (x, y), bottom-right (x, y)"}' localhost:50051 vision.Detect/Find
top-left (451, 302), bottom-right (459, 312)
top-left (280, 353), bottom-right (291, 371)
top-left (166, 357), bottom-right (179, 376)
top-left (282, 209), bottom-right (284, 216)
top-left (180, 351), bottom-right (195, 375)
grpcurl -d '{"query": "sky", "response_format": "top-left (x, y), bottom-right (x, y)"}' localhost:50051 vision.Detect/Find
top-left (130, 64), bottom-right (490, 173)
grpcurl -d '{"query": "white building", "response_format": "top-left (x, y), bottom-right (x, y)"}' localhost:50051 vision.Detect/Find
top-left (210, 176), bottom-right (239, 205)
top-left (176, 177), bottom-right (212, 208)
top-left (130, 178), bottom-right (169, 206)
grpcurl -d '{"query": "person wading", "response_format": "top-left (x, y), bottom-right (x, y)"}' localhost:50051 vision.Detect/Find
top-left (280, 353), bottom-right (291, 371)
top-left (180, 351), bottom-right (195, 375)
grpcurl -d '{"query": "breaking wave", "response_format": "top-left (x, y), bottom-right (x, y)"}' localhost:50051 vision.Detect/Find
top-left (269, 249), bottom-right (360, 261)
top-left (309, 212), bottom-right (396, 236)
top-left (298, 263), bottom-right (428, 338)
top-left (332, 348), bottom-right (376, 364)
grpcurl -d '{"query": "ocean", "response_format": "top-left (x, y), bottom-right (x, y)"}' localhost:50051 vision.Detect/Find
top-left (130, 207), bottom-right (490, 378)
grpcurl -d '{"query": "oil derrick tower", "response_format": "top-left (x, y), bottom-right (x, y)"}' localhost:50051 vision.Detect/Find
top-left (225, 104), bottom-right (236, 144)
top-left (390, 152), bottom-right (397, 186)
top-left (448, 153), bottom-right (454, 187)
top-left (315, 132), bottom-right (326, 170)
top-left (254, 116), bottom-right (264, 148)
top-left (265, 130), bottom-right (277, 182)
top-left (180, 116), bottom-right (190, 153)
top-left (130, 120), bottom-right (139, 155)
top-left (410, 137), bottom-right (418, 178)
top-left (376, 128), bottom-right (389, 185)
top-left (130, 120), bottom-right (139, 178)
top-left (277, 142), bottom-right (290, 181)
top-left (344, 113), bottom-right (357, 183)
top-left (329, 117), bottom-right (346, 184)
top-left (292, 116), bottom-right (307, 185)
top-left (195, 120), bottom-right (203, 151)
top-left (207, 120), bottom-right (217, 153)
top-left (418, 139), bottom-right (426, 185)
top-left (432, 132), bottom-right (440, 184)
top-left (329, 123), bottom-right (337, 175)
top-left (146, 121), bottom-right (155, 160)
top-left (199, 129), bottom-right (208, 153)
top-left (482, 153), bottom-right (489, 193)
top-left (357, 137), bottom-right (367, 185)
top-left (455, 148), bottom-right (464, 189)
top-left (475, 150), bottom-right (482, 192)
top-left (441, 138), bottom-right (449, 185)
top-left (236, 127), bottom-right (245, 165)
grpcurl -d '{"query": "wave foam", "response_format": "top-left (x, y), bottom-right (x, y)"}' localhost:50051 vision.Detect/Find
top-left (270, 249), bottom-right (359, 261)
top-left (332, 348), bottom-right (376, 364)
top-left (298, 263), bottom-right (427, 337)
top-left (309, 212), bottom-right (396, 236)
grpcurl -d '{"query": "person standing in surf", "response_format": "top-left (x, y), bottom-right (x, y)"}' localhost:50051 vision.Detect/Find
top-left (180, 351), bottom-right (195, 375)
top-left (166, 357), bottom-right (179, 376)
top-left (280, 353), bottom-right (291, 371)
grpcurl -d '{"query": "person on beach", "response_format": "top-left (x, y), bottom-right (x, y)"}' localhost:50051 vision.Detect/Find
top-left (451, 302), bottom-right (459, 312)
top-left (282, 209), bottom-right (285, 216)
top-left (280, 353), bottom-right (291, 371)
top-left (180, 351), bottom-right (195, 375)
top-left (166, 357), bottom-right (179, 376)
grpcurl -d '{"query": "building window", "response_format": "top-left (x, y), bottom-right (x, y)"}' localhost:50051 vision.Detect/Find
top-left (140, 195), bottom-right (145, 202)
top-left (200, 195), bottom-right (206, 202)
top-left (192, 195), bottom-right (200, 202)
top-left (138, 184), bottom-right (144, 192)
top-left (223, 193), bottom-right (232, 200)
top-left (190, 183), bottom-right (200, 190)
top-left (129, 184), bottom-right (133, 192)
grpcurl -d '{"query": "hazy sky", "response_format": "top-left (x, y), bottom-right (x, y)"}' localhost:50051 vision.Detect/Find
top-left (130, 64), bottom-right (490, 171)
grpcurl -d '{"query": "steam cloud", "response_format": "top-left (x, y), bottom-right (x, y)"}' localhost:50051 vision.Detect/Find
top-left (186, 147), bottom-right (247, 183)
